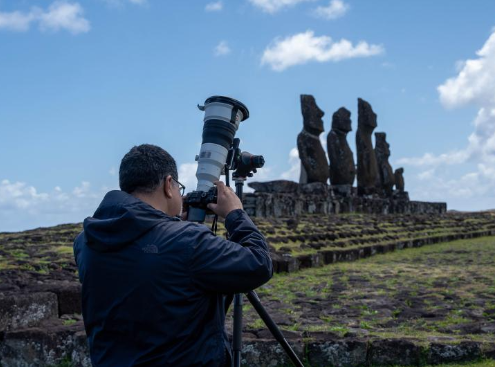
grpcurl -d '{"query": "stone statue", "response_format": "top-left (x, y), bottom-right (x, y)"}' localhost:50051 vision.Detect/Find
top-left (327, 107), bottom-right (356, 186)
top-left (395, 167), bottom-right (405, 192)
top-left (297, 95), bottom-right (329, 184)
top-left (374, 132), bottom-right (395, 197)
top-left (356, 98), bottom-right (379, 196)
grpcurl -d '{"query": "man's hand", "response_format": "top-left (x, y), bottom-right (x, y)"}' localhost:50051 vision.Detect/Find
top-left (207, 181), bottom-right (243, 219)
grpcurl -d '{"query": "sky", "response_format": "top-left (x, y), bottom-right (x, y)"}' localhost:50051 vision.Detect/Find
top-left (1, 0), bottom-right (495, 231)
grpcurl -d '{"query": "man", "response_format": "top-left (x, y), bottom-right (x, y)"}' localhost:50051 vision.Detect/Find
top-left (73, 144), bottom-right (273, 367)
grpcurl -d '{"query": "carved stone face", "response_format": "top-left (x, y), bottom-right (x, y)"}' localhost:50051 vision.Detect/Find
top-left (301, 94), bottom-right (324, 134)
top-left (358, 98), bottom-right (377, 129)
top-left (332, 107), bottom-right (352, 133)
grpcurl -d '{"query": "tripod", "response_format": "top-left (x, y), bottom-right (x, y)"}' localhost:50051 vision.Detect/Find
top-left (220, 171), bottom-right (304, 367)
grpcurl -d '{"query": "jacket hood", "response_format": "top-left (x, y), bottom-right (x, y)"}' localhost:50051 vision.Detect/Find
top-left (83, 190), bottom-right (176, 251)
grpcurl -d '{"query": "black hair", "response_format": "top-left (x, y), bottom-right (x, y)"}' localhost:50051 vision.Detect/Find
top-left (119, 144), bottom-right (178, 194)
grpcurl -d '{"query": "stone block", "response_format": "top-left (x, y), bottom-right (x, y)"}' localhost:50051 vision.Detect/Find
top-left (0, 292), bottom-right (58, 332)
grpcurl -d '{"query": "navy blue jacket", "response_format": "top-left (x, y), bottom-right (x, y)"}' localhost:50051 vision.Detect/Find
top-left (73, 190), bottom-right (273, 367)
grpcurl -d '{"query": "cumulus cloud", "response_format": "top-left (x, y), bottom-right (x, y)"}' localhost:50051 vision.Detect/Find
top-left (214, 40), bottom-right (231, 56)
top-left (248, 0), bottom-right (316, 14)
top-left (312, 0), bottom-right (349, 20)
top-left (0, 1), bottom-right (90, 34)
top-left (261, 30), bottom-right (384, 71)
top-left (178, 163), bottom-right (198, 194)
top-left (205, 1), bottom-right (223, 12)
top-left (0, 179), bottom-right (111, 232)
top-left (397, 29), bottom-right (495, 209)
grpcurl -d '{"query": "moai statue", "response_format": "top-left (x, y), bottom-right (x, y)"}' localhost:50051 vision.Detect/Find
top-left (297, 95), bottom-right (329, 184)
top-left (356, 98), bottom-right (379, 196)
top-left (374, 132), bottom-right (395, 197)
top-left (394, 167), bottom-right (405, 192)
top-left (327, 107), bottom-right (356, 187)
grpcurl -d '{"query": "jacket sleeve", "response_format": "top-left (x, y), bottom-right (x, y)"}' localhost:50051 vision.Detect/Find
top-left (188, 209), bottom-right (273, 294)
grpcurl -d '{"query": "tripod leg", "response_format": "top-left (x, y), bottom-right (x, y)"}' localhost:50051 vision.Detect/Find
top-left (232, 293), bottom-right (243, 367)
top-left (245, 291), bottom-right (305, 367)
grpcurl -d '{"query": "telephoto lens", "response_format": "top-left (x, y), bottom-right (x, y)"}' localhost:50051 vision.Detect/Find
top-left (186, 96), bottom-right (249, 222)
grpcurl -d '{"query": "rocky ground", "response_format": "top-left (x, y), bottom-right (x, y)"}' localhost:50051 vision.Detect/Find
top-left (0, 212), bottom-right (494, 366)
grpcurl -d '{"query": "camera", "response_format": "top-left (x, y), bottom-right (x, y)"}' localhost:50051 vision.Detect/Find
top-left (184, 96), bottom-right (264, 222)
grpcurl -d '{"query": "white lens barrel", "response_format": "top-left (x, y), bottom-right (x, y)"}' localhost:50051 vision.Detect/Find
top-left (203, 102), bottom-right (244, 130)
top-left (196, 143), bottom-right (229, 192)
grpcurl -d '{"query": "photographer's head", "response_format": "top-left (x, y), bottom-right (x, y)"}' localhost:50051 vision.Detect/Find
top-left (119, 144), bottom-right (183, 217)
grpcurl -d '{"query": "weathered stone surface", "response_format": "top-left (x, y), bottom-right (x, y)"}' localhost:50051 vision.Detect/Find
top-left (240, 339), bottom-right (305, 367)
top-left (375, 132), bottom-right (395, 197)
top-left (395, 167), bottom-right (405, 192)
top-left (0, 292), bottom-right (58, 332)
top-left (356, 98), bottom-right (379, 196)
top-left (247, 180), bottom-right (300, 194)
top-left (427, 342), bottom-right (481, 364)
top-left (328, 107), bottom-right (356, 186)
top-left (0, 321), bottom-right (90, 367)
top-left (307, 338), bottom-right (368, 367)
top-left (297, 94), bottom-right (329, 184)
top-left (26, 281), bottom-right (82, 316)
top-left (369, 338), bottom-right (422, 366)
top-left (244, 189), bottom-right (447, 218)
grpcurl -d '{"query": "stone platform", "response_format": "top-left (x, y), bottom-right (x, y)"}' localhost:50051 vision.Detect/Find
top-left (243, 181), bottom-right (446, 218)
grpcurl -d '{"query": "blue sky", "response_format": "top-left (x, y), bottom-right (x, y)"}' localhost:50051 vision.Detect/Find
top-left (1, 0), bottom-right (495, 231)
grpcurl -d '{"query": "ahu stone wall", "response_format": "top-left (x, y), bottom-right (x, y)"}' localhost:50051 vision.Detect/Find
top-left (243, 181), bottom-right (446, 218)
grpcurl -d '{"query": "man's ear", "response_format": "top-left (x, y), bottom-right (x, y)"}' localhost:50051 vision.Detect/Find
top-left (163, 176), bottom-right (173, 199)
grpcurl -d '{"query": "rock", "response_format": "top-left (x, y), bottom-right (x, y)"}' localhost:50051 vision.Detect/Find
top-left (369, 338), bottom-right (422, 366)
top-left (247, 180), bottom-right (300, 194)
top-left (427, 342), bottom-right (481, 364)
top-left (26, 281), bottom-right (82, 316)
top-left (307, 338), bottom-right (368, 367)
top-left (375, 132), bottom-right (395, 197)
top-left (300, 182), bottom-right (329, 196)
top-left (356, 98), bottom-right (379, 196)
top-left (0, 292), bottom-right (58, 332)
top-left (240, 339), bottom-right (305, 367)
top-left (328, 107), bottom-right (356, 186)
top-left (297, 95), bottom-right (329, 184)
top-left (0, 322), bottom-right (90, 367)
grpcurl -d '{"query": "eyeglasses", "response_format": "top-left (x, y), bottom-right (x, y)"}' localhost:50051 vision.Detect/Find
top-left (171, 177), bottom-right (186, 196)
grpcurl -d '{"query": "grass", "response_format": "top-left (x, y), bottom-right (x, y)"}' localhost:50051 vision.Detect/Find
top-left (237, 236), bottom-right (495, 345)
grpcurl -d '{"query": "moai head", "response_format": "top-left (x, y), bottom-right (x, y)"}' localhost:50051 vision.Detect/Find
top-left (396, 167), bottom-right (404, 175)
top-left (332, 107), bottom-right (352, 133)
top-left (301, 94), bottom-right (324, 135)
top-left (375, 132), bottom-right (391, 158)
top-left (358, 98), bottom-right (377, 130)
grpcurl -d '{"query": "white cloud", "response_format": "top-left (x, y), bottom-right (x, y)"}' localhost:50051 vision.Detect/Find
top-left (312, 0), bottom-right (349, 20)
top-left (248, 0), bottom-right (316, 13)
top-left (396, 150), bottom-right (470, 167)
top-left (438, 31), bottom-right (495, 109)
top-left (102, 0), bottom-right (147, 6)
top-left (397, 29), bottom-right (495, 210)
top-left (205, 1), bottom-right (223, 12)
top-left (109, 167), bottom-right (117, 176)
top-left (0, 10), bottom-right (37, 32)
top-left (178, 163), bottom-right (198, 194)
top-left (280, 147), bottom-right (301, 181)
top-left (39, 1), bottom-right (90, 34)
top-left (214, 40), bottom-right (231, 56)
top-left (0, 1), bottom-right (90, 34)
top-left (261, 30), bottom-right (384, 71)
top-left (0, 179), bottom-right (112, 232)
